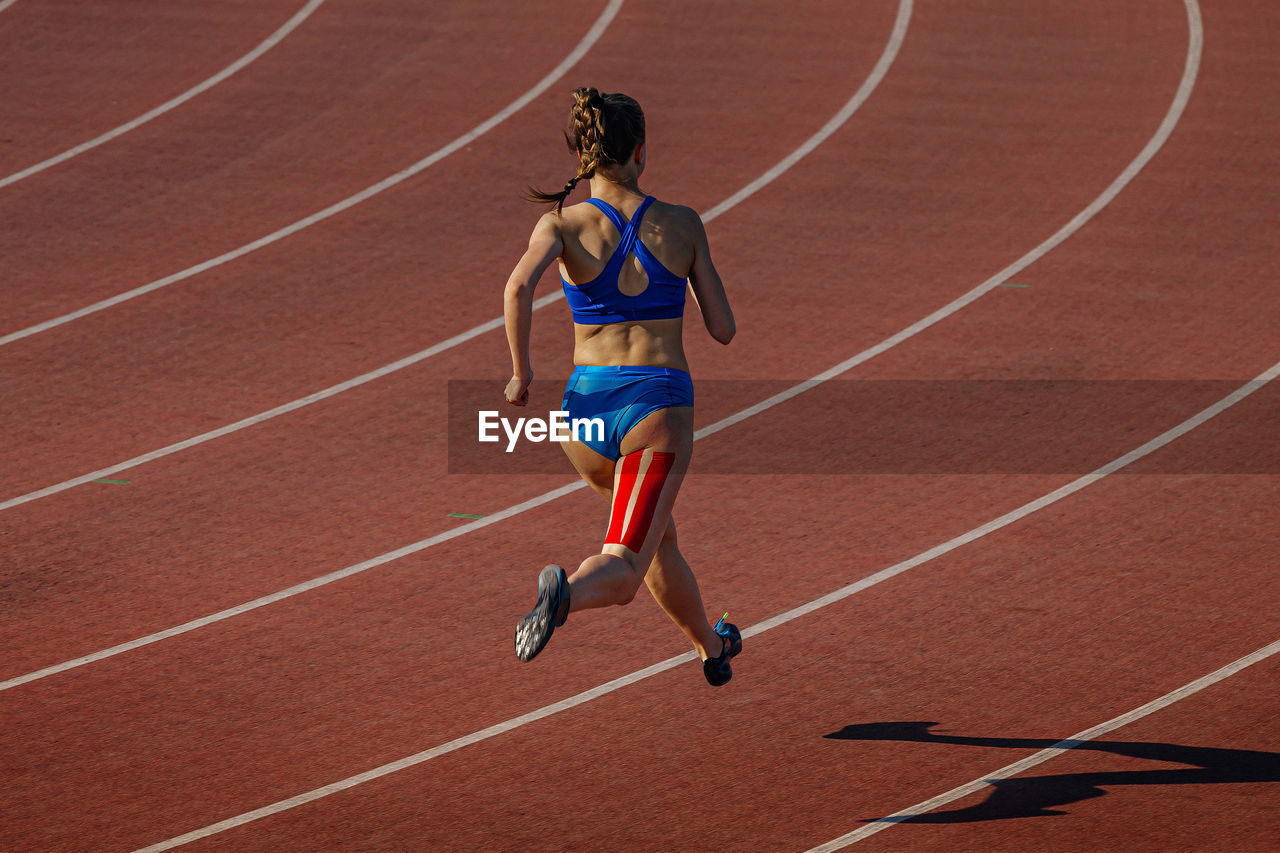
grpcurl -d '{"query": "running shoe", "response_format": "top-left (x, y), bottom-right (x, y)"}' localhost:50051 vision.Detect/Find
top-left (703, 614), bottom-right (742, 686)
top-left (514, 565), bottom-right (570, 662)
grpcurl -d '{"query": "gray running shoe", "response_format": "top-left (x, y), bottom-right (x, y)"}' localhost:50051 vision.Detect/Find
top-left (515, 565), bottom-right (569, 662)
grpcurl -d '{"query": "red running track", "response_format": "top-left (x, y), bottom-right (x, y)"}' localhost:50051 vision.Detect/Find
top-left (2, 0), bottom-right (1278, 850)
top-left (0, 0), bottom-right (304, 176)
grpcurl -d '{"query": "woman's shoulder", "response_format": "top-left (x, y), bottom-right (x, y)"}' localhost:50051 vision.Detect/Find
top-left (552, 200), bottom-right (602, 229)
top-left (552, 196), bottom-right (704, 238)
top-left (643, 198), bottom-right (705, 234)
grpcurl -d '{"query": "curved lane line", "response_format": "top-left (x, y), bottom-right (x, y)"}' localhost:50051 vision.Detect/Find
top-left (696, 1), bottom-right (1202, 441)
top-left (0, 0), bottom-right (915, 687)
top-left (3, 0), bottom-right (1201, 697)
top-left (0, 0), bottom-right (327, 190)
top-left (115, 2), bottom-right (1238, 847)
top-left (810, 636), bottom-right (1280, 849)
top-left (0, 0), bottom-right (623, 346)
top-left (134, 354), bottom-right (1279, 852)
top-left (0, 0), bottom-right (906, 513)
top-left (3, 0), bottom-right (1199, 702)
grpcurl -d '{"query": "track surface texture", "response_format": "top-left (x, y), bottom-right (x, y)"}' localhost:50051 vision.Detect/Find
top-left (3, 0), bottom-right (1277, 850)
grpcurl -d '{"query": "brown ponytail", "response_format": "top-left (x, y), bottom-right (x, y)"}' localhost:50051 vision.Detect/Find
top-left (527, 87), bottom-right (645, 214)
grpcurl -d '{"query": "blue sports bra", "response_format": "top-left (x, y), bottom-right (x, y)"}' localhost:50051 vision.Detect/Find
top-left (561, 196), bottom-right (687, 324)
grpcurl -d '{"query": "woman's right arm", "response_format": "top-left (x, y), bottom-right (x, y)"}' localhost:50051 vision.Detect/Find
top-left (685, 210), bottom-right (735, 344)
top-left (503, 213), bottom-right (563, 405)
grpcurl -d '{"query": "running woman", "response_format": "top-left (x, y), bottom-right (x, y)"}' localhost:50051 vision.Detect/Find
top-left (505, 87), bottom-right (741, 685)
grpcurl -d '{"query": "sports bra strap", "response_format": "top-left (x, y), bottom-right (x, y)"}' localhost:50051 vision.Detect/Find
top-left (561, 194), bottom-right (683, 324)
top-left (585, 197), bottom-right (656, 262)
top-left (585, 197), bottom-right (628, 232)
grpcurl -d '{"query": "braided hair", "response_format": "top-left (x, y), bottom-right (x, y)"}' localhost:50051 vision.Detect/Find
top-left (527, 87), bottom-right (645, 214)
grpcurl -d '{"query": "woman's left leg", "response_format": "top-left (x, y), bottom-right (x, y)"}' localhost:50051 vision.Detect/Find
top-left (555, 408), bottom-right (739, 682)
top-left (556, 436), bottom-right (721, 658)
top-left (643, 518), bottom-right (723, 660)
top-left (514, 406), bottom-right (692, 662)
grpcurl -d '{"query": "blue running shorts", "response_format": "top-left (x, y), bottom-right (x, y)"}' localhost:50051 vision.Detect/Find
top-left (560, 365), bottom-right (694, 459)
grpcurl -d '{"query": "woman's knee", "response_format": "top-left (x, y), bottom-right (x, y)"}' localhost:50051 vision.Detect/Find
top-left (620, 560), bottom-right (648, 604)
top-left (599, 549), bottom-right (647, 604)
top-left (616, 580), bottom-right (639, 605)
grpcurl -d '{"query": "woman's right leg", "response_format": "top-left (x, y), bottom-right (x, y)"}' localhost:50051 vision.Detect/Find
top-left (556, 436), bottom-right (644, 610)
top-left (563, 432), bottom-right (690, 612)
top-left (556, 405), bottom-right (693, 613)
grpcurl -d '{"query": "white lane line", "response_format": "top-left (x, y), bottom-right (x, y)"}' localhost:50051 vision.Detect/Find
top-left (697, 0), bottom-right (1202, 443)
top-left (6, 0), bottom-right (1202, 511)
top-left (4, 0), bottom-right (1202, 693)
top-left (0, 0), bottom-right (912, 514)
top-left (0, 0), bottom-right (624, 347)
top-left (0, 481), bottom-right (587, 694)
top-left (0, 0), bottom-right (913, 692)
top-left (0, 0), bottom-right (20, 13)
top-left (132, 652), bottom-right (689, 853)
top-left (0, 0), bottom-right (326, 190)
top-left (133, 357), bottom-right (1279, 852)
top-left (0, 0), bottom-right (914, 692)
top-left (698, 0), bottom-right (912, 222)
top-left (4, 0), bottom-right (1200, 695)
top-left (0, 308), bottom-right (533, 513)
top-left (119, 2), bottom-right (1223, 844)
top-left (807, 637), bottom-right (1280, 850)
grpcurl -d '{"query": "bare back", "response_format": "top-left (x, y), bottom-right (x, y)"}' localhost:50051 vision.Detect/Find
top-left (556, 194), bottom-right (703, 370)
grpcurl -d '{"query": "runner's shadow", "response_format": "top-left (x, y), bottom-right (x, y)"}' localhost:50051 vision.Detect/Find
top-left (825, 721), bottom-right (1280, 823)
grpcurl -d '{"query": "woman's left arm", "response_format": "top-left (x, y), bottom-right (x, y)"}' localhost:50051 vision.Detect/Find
top-left (503, 213), bottom-right (563, 405)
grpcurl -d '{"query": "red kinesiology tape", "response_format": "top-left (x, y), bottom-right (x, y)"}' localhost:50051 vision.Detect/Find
top-left (604, 450), bottom-right (675, 553)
